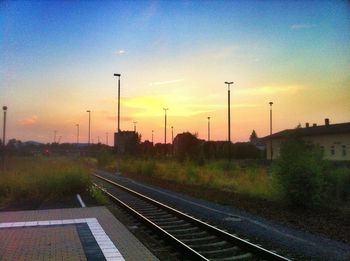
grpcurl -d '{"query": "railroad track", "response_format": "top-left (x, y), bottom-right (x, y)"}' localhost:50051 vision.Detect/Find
top-left (93, 173), bottom-right (291, 261)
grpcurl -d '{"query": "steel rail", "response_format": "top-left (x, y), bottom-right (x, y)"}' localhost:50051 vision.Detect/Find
top-left (93, 182), bottom-right (208, 260)
top-left (94, 173), bottom-right (291, 261)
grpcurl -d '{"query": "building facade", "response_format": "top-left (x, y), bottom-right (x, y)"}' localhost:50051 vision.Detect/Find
top-left (264, 119), bottom-right (350, 161)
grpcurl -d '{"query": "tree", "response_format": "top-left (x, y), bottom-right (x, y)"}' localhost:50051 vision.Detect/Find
top-left (173, 132), bottom-right (201, 162)
top-left (276, 135), bottom-right (325, 208)
top-left (249, 130), bottom-right (258, 142)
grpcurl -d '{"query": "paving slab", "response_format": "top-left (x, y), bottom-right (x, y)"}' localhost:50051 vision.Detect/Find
top-left (0, 206), bottom-right (158, 261)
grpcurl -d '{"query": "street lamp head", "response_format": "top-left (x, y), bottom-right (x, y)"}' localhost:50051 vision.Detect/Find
top-left (3, 106), bottom-right (7, 111)
top-left (269, 102), bottom-right (273, 106)
top-left (208, 116), bottom-right (210, 120)
top-left (113, 73), bottom-right (121, 77)
top-left (163, 108), bottom-right (168, 111)
top-left (86, 110), bottom-right (90, 113)
top-left (224, 81), bottom-right (234, 85)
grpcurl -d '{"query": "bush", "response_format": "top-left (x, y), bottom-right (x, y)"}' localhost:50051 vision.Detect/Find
top-left (276, 136), bottom-right (325, 208)
top-left (323, 167), bottom-right (350, 203)
top-left (96, 147), bottom-right (115, 169)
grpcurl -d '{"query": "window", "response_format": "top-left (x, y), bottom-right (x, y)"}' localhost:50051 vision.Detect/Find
top-left (331, 146), bottom-right (335, 156)
top-left (342, 145), bottom-right (347, 157)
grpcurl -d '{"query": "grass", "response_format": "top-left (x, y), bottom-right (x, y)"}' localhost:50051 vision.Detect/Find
top-left (118, 158), bottom-right (282, 201)
top-left (0, 156), bottom-right (92, 207)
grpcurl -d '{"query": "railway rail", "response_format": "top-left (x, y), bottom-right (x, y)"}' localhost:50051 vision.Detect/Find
top-left (93, 173), bottom-right (291, 261)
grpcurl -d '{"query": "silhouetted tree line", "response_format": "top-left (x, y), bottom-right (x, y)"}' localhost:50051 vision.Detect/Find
top-left (124, 132), bottom-right (264, 161)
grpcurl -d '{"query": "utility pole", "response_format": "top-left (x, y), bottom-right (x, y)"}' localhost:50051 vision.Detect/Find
top-left (171, 126), bottom-right (174, 144)
top-left (151, 130), bottom-right (154, 144)
top-left (2, 106), bottom-right (7, 170)
top-left (163, 108), bottom-right (168, 144)
top-left (106, 132), bottom-right (108, 146)
top-left (207, 116), bottom-right (211, 141)
top-left (54, 130), bottom-right (57, 143)
top-left (86, 110), bottom-right (91, 145)
top-left (76, 124), bottom-right (79, 145)
top-left (133, 121), bottom-right (137, 132)
top-left (269, 102), bottom-right (273, 161)
top-left (225, 81), bottom-right (233, 160)
top-left (114, 74), bottom-right (121, 132)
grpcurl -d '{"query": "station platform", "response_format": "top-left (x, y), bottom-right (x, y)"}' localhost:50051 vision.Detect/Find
top-left (0, 206), bottom-right (158, 261)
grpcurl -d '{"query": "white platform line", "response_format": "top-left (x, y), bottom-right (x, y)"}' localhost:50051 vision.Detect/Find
top-left (76, 194), bottom-right (86, 208)
top-left (0, 218), bottom-right (124, 261)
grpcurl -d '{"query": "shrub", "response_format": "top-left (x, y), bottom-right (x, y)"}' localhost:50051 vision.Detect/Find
top-left (323, 166), bottom-right (350, 203)
top-left (276, 136), bottom-right (325, 208)
top-left (96, 147), bottom-right (115, 169)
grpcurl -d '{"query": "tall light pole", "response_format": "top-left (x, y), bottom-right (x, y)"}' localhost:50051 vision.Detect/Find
top-left (207, 116), bottom-right (211, 142)
top-left (106, 132), bottom-right (108, 146)
top-left (225, 81), bottom-right (233, 160)
top-left (54, 130), bottom-right (57, 143)
top-left (2, 106), bottom-right (7, 148)
top-left (163, 108), bottom-right (168, 144)
top-left (269, 102), bottom-right (273, 160)
top-left (86, 110), bottom-right (91, 145)
top-left (133, 121), bottom-right (137, 132)
top-left (76, 124), bottom-right (79, 145)
top-left (171, 126), bottom-right (174, 144)
top-left (2, 106), bottom-right (7, 170)
top-left (113, 74), bottom-right (121, 133)
top-left (151, 130), bottom-right (154, 144)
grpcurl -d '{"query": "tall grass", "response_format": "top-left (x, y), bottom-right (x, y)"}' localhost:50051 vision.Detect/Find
top-left (119, 158), bottom-right (282, 201)
top-left (0, 156), bottom-right (91, 206)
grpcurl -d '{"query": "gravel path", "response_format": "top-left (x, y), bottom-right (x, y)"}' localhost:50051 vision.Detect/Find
top-left (96, 170), bottom-right (350, 260)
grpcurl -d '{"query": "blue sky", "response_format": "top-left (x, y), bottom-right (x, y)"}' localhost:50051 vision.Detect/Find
top-left (1, 0), bottom-right (349, 143)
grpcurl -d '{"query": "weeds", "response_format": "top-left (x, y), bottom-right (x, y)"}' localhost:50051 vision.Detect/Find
top-left (119, 158), bottom-right (281, 201)
top-left (0, 156), bottom-right (91, 206)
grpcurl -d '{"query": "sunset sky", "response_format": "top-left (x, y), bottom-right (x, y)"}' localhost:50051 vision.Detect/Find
top-left (1, 0), bottom-right (349, 144)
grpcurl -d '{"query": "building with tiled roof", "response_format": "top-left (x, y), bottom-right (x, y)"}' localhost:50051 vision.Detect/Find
top-left (263, 119), bottom-right (350, 161)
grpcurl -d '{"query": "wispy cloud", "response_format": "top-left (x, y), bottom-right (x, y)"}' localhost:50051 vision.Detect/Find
top-left (114, 49), bottom-right (127, 55)
top-left (149, 79), bottom-right (184, 86)
top-left (18, 115), bottom-right (38, 125)
top-left (290, 24), bottom-right (315, 30)
top-left (237, 85), bottom-right (302, 95)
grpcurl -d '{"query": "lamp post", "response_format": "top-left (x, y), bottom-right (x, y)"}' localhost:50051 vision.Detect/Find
top-left (207, 116), bottom-right (211, 142)
top-left (151, 130), bottom-right (154, 144)
top-left (113, 74), bottom-right (121, 133)
top-left (269, 102), bottom-right (273, 160)
top-left (163, 108), bottom-right (168, 144)
top-left (171, 126), bottom-right (174, 144)
top-left (106, 132), bottom-right (108, 146)
top-left (86, 110), bottom-right (91, 145)
top-left (54, 130), bottom-right (57, 143)
top-left (2, 106), bottom-right (7, 170)
top-left (225, 81), bottom-right (233, 160)
top-left (76, 124), bottom-right (79, 145)
top-left (2, 106), bottom-right (7, 148)
top-left (133, 121), bottom-right (137, 132)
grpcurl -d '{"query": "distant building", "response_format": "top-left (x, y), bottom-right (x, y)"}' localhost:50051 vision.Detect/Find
top-left (263, 119), bottom-right (350, 161)
top-left (114, 131), bottom-right (140, 154)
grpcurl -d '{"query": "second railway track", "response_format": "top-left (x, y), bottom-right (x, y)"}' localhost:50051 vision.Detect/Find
top-left (93, 173), bottom-right (291, 261)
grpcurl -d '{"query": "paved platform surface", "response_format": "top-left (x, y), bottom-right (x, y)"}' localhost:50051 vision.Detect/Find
top-left (0, 206), bottom-right (158, 261)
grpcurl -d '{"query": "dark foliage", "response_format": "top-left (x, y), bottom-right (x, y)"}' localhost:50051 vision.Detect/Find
top-left (276, 135), bottom-right (325, 208)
